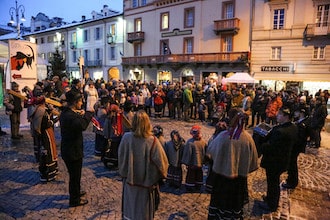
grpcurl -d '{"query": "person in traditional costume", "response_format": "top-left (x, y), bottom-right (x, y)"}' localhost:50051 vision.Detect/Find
top-left (30, 95), bottom-right (59, 182)
top-left (181, 125), bottom-right (207, 192)
top-left (102, 104), bottom-right (125, 168)
top-left (207, 108), bottom-right (259, 219)
top-left (93, 96), bottom-right (110, 156)
top-left (164, 130), bottom-right (185, 188)
top-left (153, 125), bottom-right (165, 148)
top-left (118, 110), bottom-right (168, 220)
top-left (4, 82), bottom-right (23, 139)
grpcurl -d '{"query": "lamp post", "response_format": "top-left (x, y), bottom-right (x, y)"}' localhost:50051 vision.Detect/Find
top-left (9, 0), bottom-right (26, 39)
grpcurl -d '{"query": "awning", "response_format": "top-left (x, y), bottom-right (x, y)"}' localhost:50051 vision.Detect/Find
top-left (225, 72), bottom-right (257, 84)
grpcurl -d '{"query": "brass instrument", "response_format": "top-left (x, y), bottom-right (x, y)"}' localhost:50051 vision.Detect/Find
top-left (7, 89), bottom-right (27, 100)
top-left (45, 98), bottom-right (62, 107)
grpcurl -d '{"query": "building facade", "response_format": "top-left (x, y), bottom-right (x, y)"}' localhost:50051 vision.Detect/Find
top-left (122, 0), bottom-right (251, 85)
top-left (24, 5), bottom-right (124, 81)
top-left (251, 0), bottom-right (330, 94)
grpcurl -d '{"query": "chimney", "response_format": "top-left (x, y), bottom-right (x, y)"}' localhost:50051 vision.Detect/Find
top-left (81, 15), bottom-right (86, 21)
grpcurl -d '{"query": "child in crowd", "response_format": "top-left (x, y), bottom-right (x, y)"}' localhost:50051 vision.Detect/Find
top-left (164, 130), bottom-right (185, 188)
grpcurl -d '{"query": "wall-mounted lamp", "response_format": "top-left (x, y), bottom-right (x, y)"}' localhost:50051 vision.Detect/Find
top-left (107, 33), bottom-right (115, 45)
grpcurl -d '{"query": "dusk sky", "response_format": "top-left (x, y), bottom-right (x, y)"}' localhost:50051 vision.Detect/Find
top-left (0, 0), bottom-right (123, 27)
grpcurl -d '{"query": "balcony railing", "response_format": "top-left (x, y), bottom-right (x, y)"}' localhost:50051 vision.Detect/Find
top-left (122, 52), bottom-right (249, 65)
top-left (85, 60), bottom-right (102, 67)
top-left (127, 31), bottom-right (145, 43)
top-left (214, 18), bottom-right (240, 35)
top-left (304, 23), bottom-right (330, 39)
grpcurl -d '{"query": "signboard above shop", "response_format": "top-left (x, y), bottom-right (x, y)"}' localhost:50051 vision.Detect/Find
top-left (261, 66), bottom-right (290, 72)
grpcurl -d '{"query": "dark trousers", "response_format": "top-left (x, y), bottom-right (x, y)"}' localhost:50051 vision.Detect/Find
top-left (286, 151), bottom-right (299, 187)
top-left (64, 158), bottom-right (82, 204)
top-left (265, 169), bottom-right (282, 211)
top-left (311, 127), bottom-right (322, 147)
top-left (10, 112), bottom-right (20, 137)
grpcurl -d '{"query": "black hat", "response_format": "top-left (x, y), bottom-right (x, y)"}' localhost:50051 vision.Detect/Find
top-left (71, 79), bottom-right (81, 85)
top-left (280, 106), bottom-right (291, 117)
top-left (65, 90), bottom-right (82, 105)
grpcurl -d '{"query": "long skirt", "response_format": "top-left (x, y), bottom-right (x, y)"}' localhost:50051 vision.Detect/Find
top-left (185, 166), bottom-right (203, 191)
top-left (38, 127), bottom-right (58, 182)
top-left (208, 173), bottom-right (247, 220)
top-left (166, 165), bottom-right (182, 188)
top-left (122, 178), bottom-right (158, 220)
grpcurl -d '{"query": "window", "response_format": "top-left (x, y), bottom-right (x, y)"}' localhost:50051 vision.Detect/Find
top-left (110, 46), bottom-right (116, 60)
top-left (40, 37), bottom-right (44, 44)
top-left (184, 7), bottom-right (194, 28)
top-left (316, 4), bottom-right (329, 27)
top-left (271, 47), bottom-right (281, 60)
top-left (134, 43), bottom-right (142, 56)
top-left (132, 0), bottom-right (139, 8)
top-left (84, 50), bottom-right (89, 62)
top-left (95, 48), bottom-right (102, 61)
top-left (135, 18), bottom-right (142, 32)
top-left (313, 46), bottom-right (325, 59)
top-left (110, 24), bottom-right (116, 35)
top-left (273, 9), bottom-right (285, 29)
top-left (161, 12), bottom-right (169, 31)
top-left (95, 27), bottom-right (102, 40)
top-left (184, 37), bottom-right (193, 54)
top-left (73, 51), bottom-right (77, 63)
top-left (222, 36), bottom-right (233, 52)
top-left (160, 40), bottom-right (171, 55)
top-left (84, 29), bottom-right (89, 42)
top-left (223, 1), bottom-right (234, 19)
top-left (141, 0), bottom-right (147, 6)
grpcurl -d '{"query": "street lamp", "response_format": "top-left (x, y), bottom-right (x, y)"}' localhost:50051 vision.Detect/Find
top-left (9, 0), bottom-right (26, 39)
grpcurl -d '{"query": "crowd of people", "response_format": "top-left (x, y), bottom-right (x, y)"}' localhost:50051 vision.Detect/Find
top-left (2, 75), bottom-right (329, 219)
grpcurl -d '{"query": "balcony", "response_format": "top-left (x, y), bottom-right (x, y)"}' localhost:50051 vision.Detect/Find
top-left (304, 23), bottom-right (330, 39)
top-left (127, 31), bottom-right (145, 43)
top-left (214, 18), bottom-right (240, 35)
top-left (85, 60), bottom-right (102, 67)
top-left (122, 52), bottom-right (249, 66)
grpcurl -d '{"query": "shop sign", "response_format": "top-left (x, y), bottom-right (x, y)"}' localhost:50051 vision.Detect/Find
top-left (261, 66), bottom-right (290, 72)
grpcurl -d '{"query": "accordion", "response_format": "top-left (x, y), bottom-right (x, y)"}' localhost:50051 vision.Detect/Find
top-left (253, 123), bottom-right (273, 157)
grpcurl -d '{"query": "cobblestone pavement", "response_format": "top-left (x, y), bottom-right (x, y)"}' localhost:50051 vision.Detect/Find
top-left (0, 110), bottom-right (330, 220)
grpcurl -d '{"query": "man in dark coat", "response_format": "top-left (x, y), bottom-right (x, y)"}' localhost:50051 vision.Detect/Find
top-left (282, 108), bottom-right (310, 189)
top-left (60, 90), bottom-right (93, 207)
top-left (310, 96), bottom-right (328, 148)
top-left (259, 106), bottom-right (298, 213)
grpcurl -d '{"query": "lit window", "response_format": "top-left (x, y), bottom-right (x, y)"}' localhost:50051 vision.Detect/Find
top-left (273, 9), bottom-right (285, 29)
top-left (271, 47), bottom-right (281, 60)
top-left (184, 8), bottom-right (194, 28)
top-left (135, 18), bottom-right (142, 32)
top-left (161, 12), bottom-right (169, 31)
top-left (316, 4), bottom-right (329, 27)
top-left (313, 46), bottom-right (325, 59)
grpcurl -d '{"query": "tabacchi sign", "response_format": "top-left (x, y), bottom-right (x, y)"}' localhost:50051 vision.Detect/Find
top-left (261, 66), bottom-right (290, 72)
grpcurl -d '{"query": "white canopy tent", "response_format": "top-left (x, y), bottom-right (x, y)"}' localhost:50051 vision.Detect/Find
top-left (224, 72), bottom-right (257, 84)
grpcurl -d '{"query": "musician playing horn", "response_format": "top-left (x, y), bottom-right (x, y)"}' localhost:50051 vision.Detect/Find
top-left (4, 82), bottom-right (24, 139)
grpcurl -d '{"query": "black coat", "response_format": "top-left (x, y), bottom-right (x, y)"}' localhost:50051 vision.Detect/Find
top-left (260, 122), bottom-right (298, 172)
top-left (60, 108), bottom-right (93, 161)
